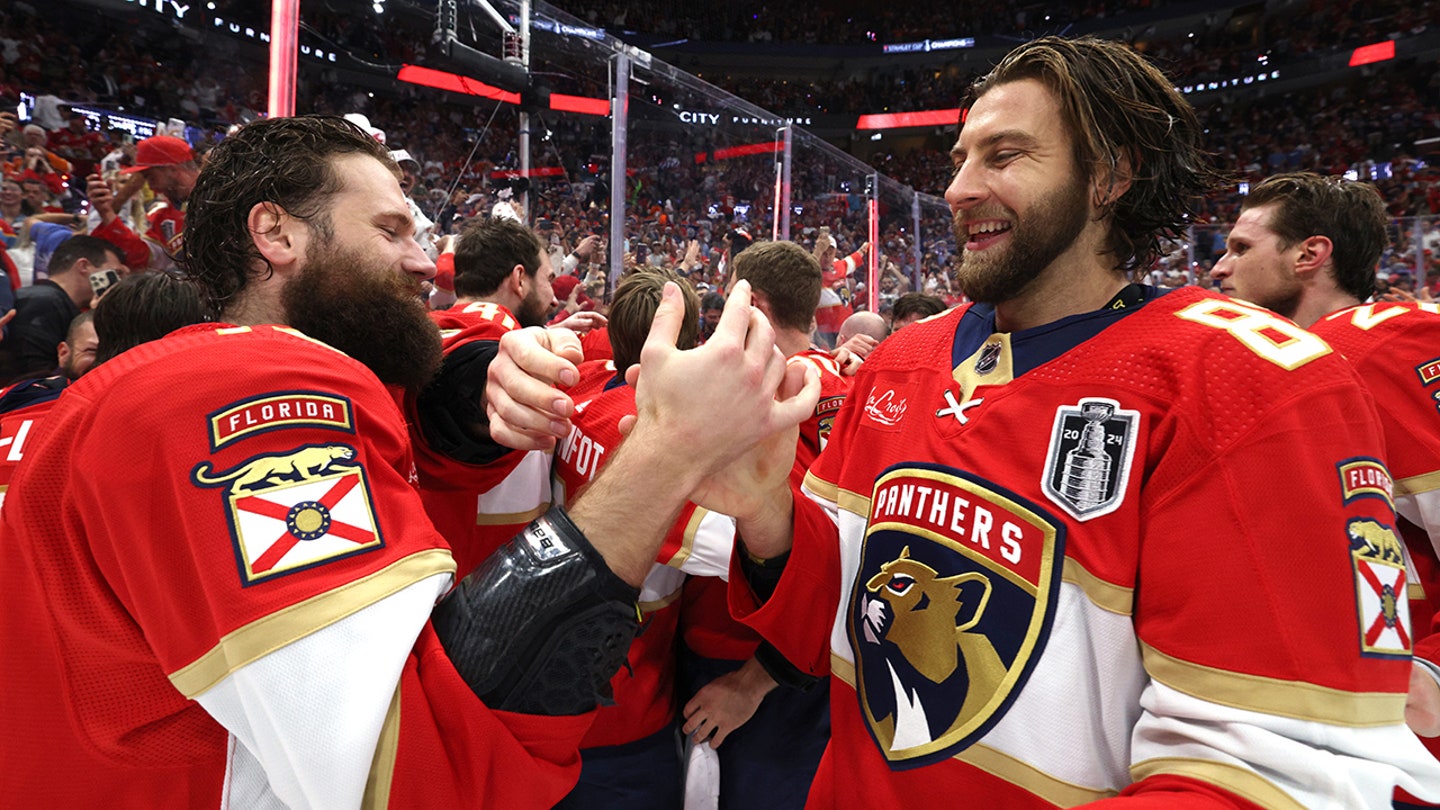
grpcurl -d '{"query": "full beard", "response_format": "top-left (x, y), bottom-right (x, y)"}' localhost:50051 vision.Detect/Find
top-left (283, 243), bottom-right (443, 392)
top-left (953, 174), bottom-right (1091, 305)
top-left (515, 285), bottom-right (550, 328)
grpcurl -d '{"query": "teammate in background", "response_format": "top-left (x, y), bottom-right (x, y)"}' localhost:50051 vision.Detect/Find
top-left (1209, 171), bottom-right (1440, 806)
top-left (487, 36), bottom-right (1440, 806)
top-left (834, 310), bottom-right (889, 365)
top-left (889, 291), bottom-right (948, 331)
top-left (680, 240), bottom-right (846, 810)
top-left (407, 218), bottom-right (563, 579)
top-left (0, 115), bottom-right (817, 807)
top-left (552, 267), bottom-right (726, 809)
top-left (87, 134), bottom-right (200, 272)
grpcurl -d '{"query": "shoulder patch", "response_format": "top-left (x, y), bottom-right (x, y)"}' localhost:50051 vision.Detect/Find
top-left (1347, 518), bottom-right (1410, 658)
top-left (1416, 355), bottom-right (1440, 387)
top-left (208, 392), bottom-right (355, 450)
top-left (852, 464), bottom-right (1064, 767)
top-left (1336, 457), bottom-right (1394, 508)
top-left (1041, 397), bottom-right (1139, 521)
top-left (192, 443), bottom-right (382, 585)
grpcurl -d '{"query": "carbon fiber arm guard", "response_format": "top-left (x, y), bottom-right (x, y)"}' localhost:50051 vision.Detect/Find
top-left (430, 506), bottom-right (641, 716)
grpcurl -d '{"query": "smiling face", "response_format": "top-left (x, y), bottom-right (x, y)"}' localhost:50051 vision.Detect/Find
top-left (944, 79), bottom-right (1095, 306)
top-left (1209, 203), bottom-right (1302, 318)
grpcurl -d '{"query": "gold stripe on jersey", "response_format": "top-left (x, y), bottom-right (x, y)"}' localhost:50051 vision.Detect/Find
top-left (1131, 757), bottom-right (1303, 809)
top-left (362, 684), bottom-right (401, 809)
top-left (958, 743), bottom-right (1117, 805)
top-left (169, 548), bottom-right (456, 698)
top-left (832, 652), bottom-right (856, 686)
top-left (665, 507), bottom-right (709, 570)
top-left (836, 486), bottom-right (872, 519)
top-left (803, 468), bottom-right (842, 506)
top-left (1061, 558), bottom-right (1134, 615)
top-left (1141, 642), bottom-right (1405, 727)
top-left (1396, 469), bottom-right (1440, 497)
top-left (474, 503), bottom-right (550, 526)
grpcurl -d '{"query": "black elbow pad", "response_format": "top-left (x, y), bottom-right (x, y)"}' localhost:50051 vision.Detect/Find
top-left (430, 506), bottom-right (641, 716)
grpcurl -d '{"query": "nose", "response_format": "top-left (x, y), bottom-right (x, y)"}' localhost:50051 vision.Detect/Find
top-left (944, 159), bottom-right (984, 216)
top-left (1209, 255), bottom-right (1230, 283)
top-left (404, 237), bottom-right (436, 283)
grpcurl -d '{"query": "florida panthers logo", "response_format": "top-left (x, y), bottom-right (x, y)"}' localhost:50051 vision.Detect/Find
top-left (851, 464), bottom-right (1064, 767)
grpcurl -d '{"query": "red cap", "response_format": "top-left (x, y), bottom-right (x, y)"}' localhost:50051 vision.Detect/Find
top-left (552, 275), bottom-right (593, 310)
top-left (121, 135), bottom-right (194, 173)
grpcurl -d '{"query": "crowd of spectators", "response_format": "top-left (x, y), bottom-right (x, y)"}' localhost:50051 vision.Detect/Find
top-left (3, 0), bottom-right (1440, 311)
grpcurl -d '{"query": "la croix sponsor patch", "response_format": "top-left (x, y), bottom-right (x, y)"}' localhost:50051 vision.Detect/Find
top-left (192, 443), bottom-right (383, 586)
top-left (208, 391), bottom-right (355, 450)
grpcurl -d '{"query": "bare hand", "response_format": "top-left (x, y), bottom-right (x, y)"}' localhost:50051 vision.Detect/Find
top-left (622, 281), bottom-right (818, 520)
top-left (86, 174), bottom-right (118, 224)
top-left (0, 112), bottom-right (16, 136)
top-left (1406, 661), bottom-right (1440, 737)
top-left (574, 234), bottom-right (601, 261)
top-left (552, 311), bottom-right (607, 334)
top-left (485, 327), bottom-right (584, 451)
top-left (831, 347), bottom-right (863, 376)
top-left (683, 658), bottom-right (776, 748)
top-left (833, 333), bottom-right (878, 362)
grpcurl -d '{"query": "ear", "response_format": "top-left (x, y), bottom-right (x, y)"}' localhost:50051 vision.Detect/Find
top-left (1093, 151), bottom-right (1135, 211)
top-left (248, 202), bottom-right (305, 275)
top-left (508, 263), bottom-right (529, 296)
top-left (1292, 235), bottom-right (1334, 281)
top-left (55, 339), bottom-right (70, 367)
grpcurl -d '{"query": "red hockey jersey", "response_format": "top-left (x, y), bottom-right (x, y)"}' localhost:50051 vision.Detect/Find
top-left (1313, 300), bottom-right (1440, 776)
top-left (732, 286), bottom-right (1440, 807)
top-left (411, 301), bottom-right (552, 578)
top-left (0, 324), bottom-right (590, 807)
top-left (553, 381), bottom-right (735, 748)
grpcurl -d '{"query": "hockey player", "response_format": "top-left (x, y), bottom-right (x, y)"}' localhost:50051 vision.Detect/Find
top-left (407, 218), bottom-right (561, 578)
top-left (679, 240), bottom-right (848, 809)
top-left (0, 114), bottom-right (818, 806)
top-left (552, 267), bottom-right (731, 807)
top-left (1210, 171), bottom-right (1440, 805)
top-left (486, 37), bottom-right (1440, 807)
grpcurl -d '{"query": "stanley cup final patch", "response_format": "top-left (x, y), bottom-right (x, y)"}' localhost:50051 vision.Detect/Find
top-left (192, 443), bottom-right (384, 586)
top-left (850, 464), bottom-right (1065, 768)
top-left (1041, 397), bottom-right (1139, 521)
top-left (1347, 518), bottom-right (1411, 658)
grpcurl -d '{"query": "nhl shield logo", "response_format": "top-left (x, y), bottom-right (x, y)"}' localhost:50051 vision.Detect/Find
top-left (1041, 397), bottom-right (1139, 521)
top-left (850, 464), bottom-right (1064, 768)
top-left (192, 443), bottom-right (384, 585)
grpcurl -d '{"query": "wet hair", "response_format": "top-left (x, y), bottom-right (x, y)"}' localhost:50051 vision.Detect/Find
top-left (608, 267), bottom-right (699, 372)
top-left (966, 36), bottom-right (1224, 275)
top-left (730, 240), bottom-right (823, 333)
top-left (452, 217), bottom-right (544, 298)
top-left (1242, 172), bottom-right (1388, 302)
top-left (179, 115), bottom-right (394, 314)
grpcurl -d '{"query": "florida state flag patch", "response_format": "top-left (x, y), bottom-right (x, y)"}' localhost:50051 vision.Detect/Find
top-left (850, 464), bottom-right (1064, 768)
top-left (192, 443), bottom-right (384, 585)
top-left (1348, 518), bottom-right (1411, 658)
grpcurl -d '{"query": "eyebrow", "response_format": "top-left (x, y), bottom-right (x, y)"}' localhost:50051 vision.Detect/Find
top-left (951, 129), bottom-right (1042, 159)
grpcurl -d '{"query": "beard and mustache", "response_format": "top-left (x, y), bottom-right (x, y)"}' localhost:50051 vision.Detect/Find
top-left (282, 237), bottom-right (443, 392)
top-left (952, 173), bottom-right (1092, 305)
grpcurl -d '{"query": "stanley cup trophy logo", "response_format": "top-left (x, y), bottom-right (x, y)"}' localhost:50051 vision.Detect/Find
top-left (1058, 402), bottom-right (1114, 511)
top-left (1042, 398), bottom-right (1138, 521)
